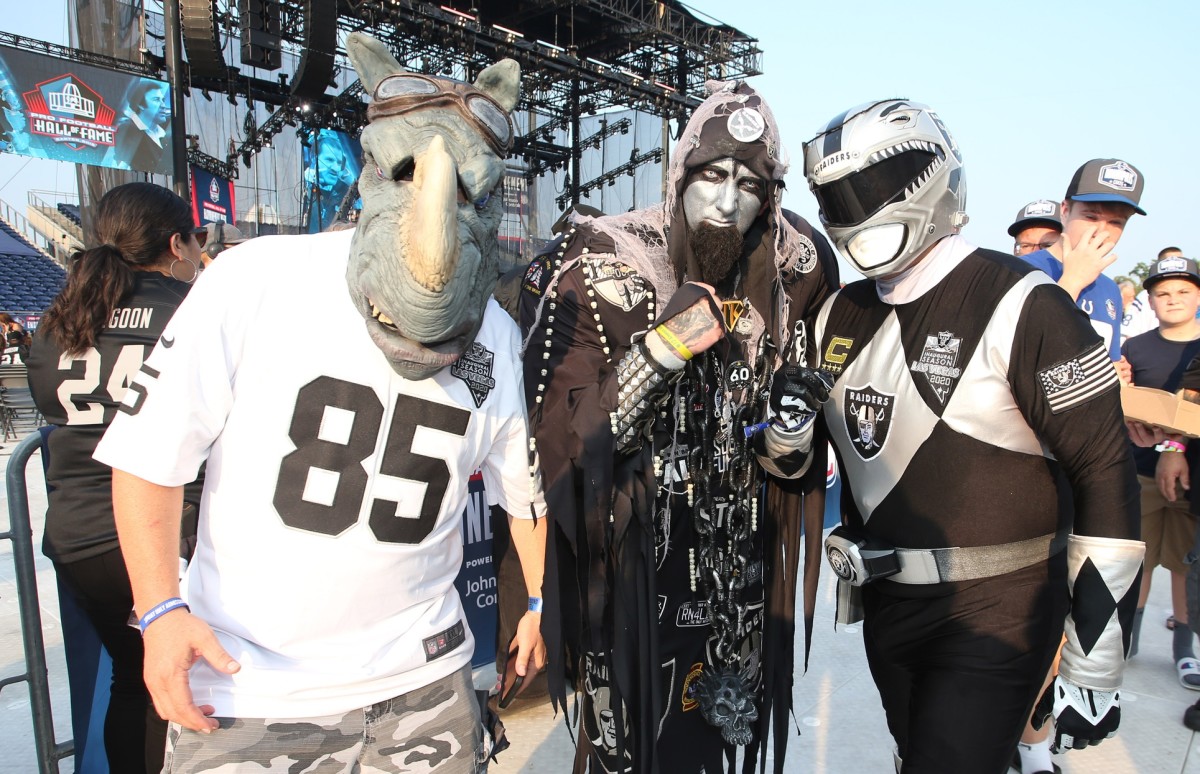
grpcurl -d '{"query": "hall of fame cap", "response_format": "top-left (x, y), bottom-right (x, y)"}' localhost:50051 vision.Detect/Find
top-left (1007, 199), bottom-right (1063, 237)
top-left (1144, 255), bottom-right (1200, 290)
top-left (1065, 158), bottom-right (1146, 216)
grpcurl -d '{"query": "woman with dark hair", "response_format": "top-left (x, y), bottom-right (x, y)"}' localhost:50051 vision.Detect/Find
top-left (27, 182), bottom-right (204, 773)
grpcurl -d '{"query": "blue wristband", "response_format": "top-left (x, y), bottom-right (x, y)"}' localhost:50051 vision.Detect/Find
top-left (138, 597), bottom-right (189, 633)
top-left (528, 596), bottom-right (544, 613)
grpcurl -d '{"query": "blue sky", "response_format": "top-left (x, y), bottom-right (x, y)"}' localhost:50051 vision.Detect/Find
top-left (682, 0), bottom-right (1197, 281)
top-left (2, 1), bottom-right (1194, 281)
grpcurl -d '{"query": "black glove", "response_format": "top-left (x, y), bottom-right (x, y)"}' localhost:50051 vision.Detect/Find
top-left (1031, 676), bottom-right (1121, 753)
top-left (768, 366), bottom-right (834, 431)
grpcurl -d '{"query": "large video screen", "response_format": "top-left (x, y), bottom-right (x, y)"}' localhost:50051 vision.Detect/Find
top-left (0, 44), bottom-right (174, 176)
top-left (301, 129), bottom-right (362, 233)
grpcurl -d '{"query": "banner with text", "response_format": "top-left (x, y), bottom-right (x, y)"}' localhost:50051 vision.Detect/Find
top-left (455, 471), bottom-right (497, 668)
top-left (0, 44), bottom-right (174, 176)
top-left (191, 165), bottom-right (237, 225)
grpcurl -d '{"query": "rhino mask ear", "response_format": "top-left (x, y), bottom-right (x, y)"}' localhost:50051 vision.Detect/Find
top-left (346, 31), bottom-right (406, 94)
top-left (473, 59), bottom-right (520, 113)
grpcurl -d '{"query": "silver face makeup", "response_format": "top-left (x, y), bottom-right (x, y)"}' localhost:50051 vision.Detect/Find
top-left (682, 158), bottom-right (766, 236)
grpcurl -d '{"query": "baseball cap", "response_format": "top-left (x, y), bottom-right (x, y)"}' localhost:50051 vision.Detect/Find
top-left (1144, 256), bottom-right (1200, 290)
top-left (1007, 199), bottom-right (1062, 237)
top-left (205, 221), bottom-right (248, 247)
top-left (1065, 158), bottom-right (1146, 216)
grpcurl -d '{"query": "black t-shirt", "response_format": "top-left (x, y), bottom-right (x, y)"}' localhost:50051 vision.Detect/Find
top-left (1121, 329), bottom-right (1200, 477)
top-left (27, 273), bottom-right (200, 563)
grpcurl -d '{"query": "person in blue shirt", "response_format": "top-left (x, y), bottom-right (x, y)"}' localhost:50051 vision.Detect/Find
top-left (1022, 159), bottom-right (1146, 376)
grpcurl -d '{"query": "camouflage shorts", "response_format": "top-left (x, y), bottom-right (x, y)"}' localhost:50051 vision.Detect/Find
top-left (162, 664), bottom-right (484, 773)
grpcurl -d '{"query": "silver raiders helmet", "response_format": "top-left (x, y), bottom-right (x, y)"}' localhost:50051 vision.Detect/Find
top-left (803, 100), bottom-right (968, 278)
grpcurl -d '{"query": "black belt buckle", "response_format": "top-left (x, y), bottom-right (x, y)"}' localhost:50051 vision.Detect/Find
top-left (825, 525), bottom-right (901, 586)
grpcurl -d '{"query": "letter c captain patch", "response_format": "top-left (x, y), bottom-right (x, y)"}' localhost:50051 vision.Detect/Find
top-left (823, 336), bottom-right (854, 374)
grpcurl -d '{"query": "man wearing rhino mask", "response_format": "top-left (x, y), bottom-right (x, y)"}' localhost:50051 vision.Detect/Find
top-left (520, 81), bottom-right (839, 772)
top-left (94, 33), bottom-right (545, 772)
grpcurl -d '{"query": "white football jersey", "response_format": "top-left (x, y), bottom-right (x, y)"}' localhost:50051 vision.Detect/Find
top-left (1120, 289), bottom-right (1157, 344)
top-left (95, 229), bottom-right (536, 718)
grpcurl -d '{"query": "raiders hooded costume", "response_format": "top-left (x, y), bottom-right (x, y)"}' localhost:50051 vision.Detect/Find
top-left (813, 236), bottom-right (1141, 772)
top-left (521, 82), bottom-right (838, 774)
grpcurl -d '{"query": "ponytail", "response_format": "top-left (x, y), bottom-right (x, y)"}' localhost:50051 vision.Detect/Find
top-left (37, 182), bottom-right (194, 357)
top-left (40, 244), bottom-right (135, 356)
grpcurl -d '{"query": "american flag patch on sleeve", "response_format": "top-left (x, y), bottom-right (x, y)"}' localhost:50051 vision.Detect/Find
top-left (1037, 342), bottom-right (1119, 414)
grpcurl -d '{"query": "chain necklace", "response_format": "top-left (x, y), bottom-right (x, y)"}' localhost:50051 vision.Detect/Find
top-left (674, 340), bottom-right (771, 745)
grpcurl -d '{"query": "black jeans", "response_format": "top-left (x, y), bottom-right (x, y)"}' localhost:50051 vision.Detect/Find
top-left (55, 548), bottom-right (167, 774)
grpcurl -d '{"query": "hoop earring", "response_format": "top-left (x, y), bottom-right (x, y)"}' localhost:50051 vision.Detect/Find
top-left (170, 256), bottom-right (199, 284)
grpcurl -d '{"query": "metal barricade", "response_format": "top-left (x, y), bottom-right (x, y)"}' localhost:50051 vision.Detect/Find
top-left (0, 431), bottom-right (73, 773)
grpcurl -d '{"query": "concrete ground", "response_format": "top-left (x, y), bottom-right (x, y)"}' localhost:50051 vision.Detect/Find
top-left (2, 428), bottom-right (1196, 773)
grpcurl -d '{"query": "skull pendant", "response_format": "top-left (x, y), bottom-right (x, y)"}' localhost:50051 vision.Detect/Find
top-left (694, 666), bottom-right (758, 745)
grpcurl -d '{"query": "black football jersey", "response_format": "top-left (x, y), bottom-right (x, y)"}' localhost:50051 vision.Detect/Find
top-left (28, 273), bottom-right (197, 563)
top-left (814, 247), bottom-right (1138, 556)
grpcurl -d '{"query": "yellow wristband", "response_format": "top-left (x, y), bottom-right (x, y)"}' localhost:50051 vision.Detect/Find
top-left (655, 325), bottom-right (692, 360)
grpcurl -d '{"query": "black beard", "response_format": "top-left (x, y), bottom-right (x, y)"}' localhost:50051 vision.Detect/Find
top-left (689, 223), bottom-right (744, 286)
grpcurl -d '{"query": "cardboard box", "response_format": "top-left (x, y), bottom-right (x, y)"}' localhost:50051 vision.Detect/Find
top-left (1121, 385), bottom-right (1200, 438)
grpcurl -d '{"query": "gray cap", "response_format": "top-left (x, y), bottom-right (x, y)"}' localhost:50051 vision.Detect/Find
top-left (1144, 255), bottom-right (1200, 290)
top-left (205, 220), bottom-right (247, 247)
top-left (1007, 199), bottom-right (1063, 237)
top-left (1065, 158), bottom-right (1146, 216)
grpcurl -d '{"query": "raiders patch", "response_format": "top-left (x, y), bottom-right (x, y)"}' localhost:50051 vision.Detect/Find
top-left (582, 653), bottom-right (632, 772)
top-left (588, 259), bottom-right (648, 311)
top-left (451, 343), bottom-right (496, 407)
top-left (658, 595), bottom-right (668, 620)
top-left (727, 107), bottom-right (765, 143)
top-left (795, 233), bottom-right (818, 274)
top-left (1037, 342), bottom-right (1117, 414)
top-left (910, 330), bottom-right (962, 404)
top-left (422, 620), bottom-right (466, 661)
top-left (522, 257), bottom-right (548, 297)
top-left (844, 384), bottom-right (894, 461)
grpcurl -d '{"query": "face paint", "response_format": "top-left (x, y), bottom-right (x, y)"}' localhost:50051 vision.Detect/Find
top-left (682, 158), bottom-right (766, 237)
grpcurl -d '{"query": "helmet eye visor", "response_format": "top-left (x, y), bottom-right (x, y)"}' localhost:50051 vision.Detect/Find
top-left (813, 149), bottom-right (936, 227)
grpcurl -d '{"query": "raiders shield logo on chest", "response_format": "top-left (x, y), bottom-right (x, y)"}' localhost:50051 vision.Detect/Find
top-left (843, 384), bottom-right (894, 461)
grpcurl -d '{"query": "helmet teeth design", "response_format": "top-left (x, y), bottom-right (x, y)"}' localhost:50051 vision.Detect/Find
top-left (803, 100), bottom-right (967, 278)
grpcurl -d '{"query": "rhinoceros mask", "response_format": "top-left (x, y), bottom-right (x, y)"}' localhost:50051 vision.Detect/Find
top-left (345, 32), bottom-right (519, 379)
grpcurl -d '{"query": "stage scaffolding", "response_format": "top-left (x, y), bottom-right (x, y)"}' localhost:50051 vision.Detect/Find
top-left (17, 1), bottom-right (762, 264)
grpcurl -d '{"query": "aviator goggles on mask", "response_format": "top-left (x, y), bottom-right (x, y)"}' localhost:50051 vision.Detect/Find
top-left (368, 73), bottom-right (514, 157)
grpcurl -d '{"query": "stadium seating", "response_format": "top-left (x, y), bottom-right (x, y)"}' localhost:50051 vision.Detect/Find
top-left (56, 203), bottom-right (82, 227)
